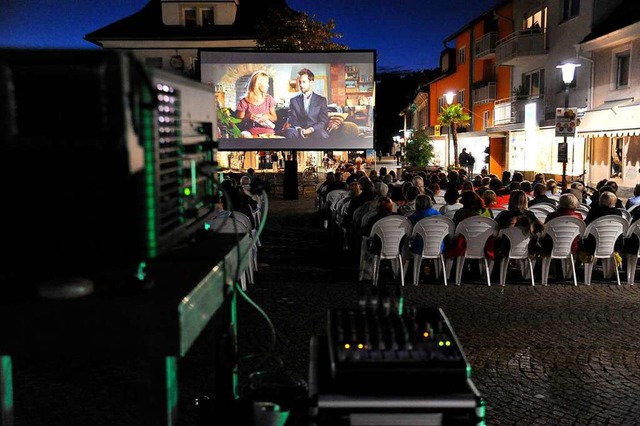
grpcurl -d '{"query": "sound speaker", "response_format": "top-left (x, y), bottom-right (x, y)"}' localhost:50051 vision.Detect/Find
top-left (283, 160), bottom-right (299, 200)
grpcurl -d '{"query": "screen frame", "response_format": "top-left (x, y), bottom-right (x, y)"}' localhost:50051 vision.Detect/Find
top-left (198, 49), bottom-right (376, 151)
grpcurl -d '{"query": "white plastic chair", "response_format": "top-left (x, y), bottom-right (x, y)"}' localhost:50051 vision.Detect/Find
top-left (582, 215), bottom-right (628, 286)
top-left (497, 226), bottom-right (536, 286)
top-left (232, 211), bottom-right (259, 278)
top-left (576, 204), bottom-right (590, 220)
top-left (359, 215), bottom-right (412, 286)
top-left (408, 216), bottom-right (455, 286)
top-left (619, 208), bottom-right (631, 223)
top-left (529, 204), bottom-right (556, 222)
top-left (324, 189), bottom-right (348, 229)
top-left (624, 220), bottom-right (640, 285)
top-left (207, 213), bottom-right (255, 290)
top-left (452, 216), bottom-right (498, 286)
top-left (541, 216), bottom-right (585, 286)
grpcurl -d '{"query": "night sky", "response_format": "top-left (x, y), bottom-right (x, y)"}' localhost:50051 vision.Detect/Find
top-left (1, 0), bottom-right (500, 71)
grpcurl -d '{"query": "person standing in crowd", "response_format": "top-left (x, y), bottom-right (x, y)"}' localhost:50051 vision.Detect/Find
top-left (281, 68), bottom-right (329, 139)
top-left (236, 70), bottom-right (277, 138)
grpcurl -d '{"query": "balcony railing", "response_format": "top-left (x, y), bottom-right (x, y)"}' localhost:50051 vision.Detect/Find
top-left (495, 30), bottom-right (546, 65)
top-left (474, 32), bottom-right (497, 58)
top-left (473, 82), bottom-right (496, 105)
top-left (493, 95), bottom-right (545, 126)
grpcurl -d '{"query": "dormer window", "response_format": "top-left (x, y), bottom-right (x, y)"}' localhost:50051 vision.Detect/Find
top-left (182, 6), bottom-right (215, 28)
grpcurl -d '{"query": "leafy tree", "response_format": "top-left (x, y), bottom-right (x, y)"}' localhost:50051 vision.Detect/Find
top-left (256, 8), bottom-right (347, 50)
top-left (404, 128), bottom-right (434, 168)
top-left (437, 104), bottom-right (470, 168)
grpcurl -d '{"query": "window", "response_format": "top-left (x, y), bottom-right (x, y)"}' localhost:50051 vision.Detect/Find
top-left (521, 69), bottom-right (544, 97)
top-left (184, 8), bottom-right (197, 27)
top-left (483, 110), bottom-right (491, 129)
top-left (438, 97), bottom-right (445, 112)
top-left (459, 46), bottom-right (466, 65)
top-left (201, 8), bottom-right (214, 27)
top-left (523, 7), bottom-right (547, 31)
top-left (457, 90), bottom-right (465, 108)
top-left (616, 51), bottom-right (630, 88)
top-left (561, 0), bottom-right (580, 22)
top-left (183, 6), bottom-right (215, 27)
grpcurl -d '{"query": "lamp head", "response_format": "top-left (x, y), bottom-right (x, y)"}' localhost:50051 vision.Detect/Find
top-left (556, 63), bottom-right (581, 85)
top-left (444, 92), bottom-right (455, 105)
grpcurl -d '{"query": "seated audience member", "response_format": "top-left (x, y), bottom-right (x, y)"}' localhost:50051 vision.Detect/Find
top-left (501, 170), bottom-right (512, 187)
top-left (511, 171), bottom-right (524, 184)
top-left (361, 197), bottom-right (400, 253)
top-left (408, 194), bottom-right (441, 225)
top-left (452, 190), bottom-right (492, 225)
top-left (489, 177), bottom-right (511, 205)
top-left (439, 188), bottom-right (462, 216)
top-left (494, 190), bottom-right (544, 234)
top-left (472, 175), bottom-right (483, 188)
top-left (529, 183), bottom-right (557, 207)
top-left (461, 181), bottom-right (475, 193)
top-left (482, 190), bottom-right (505, 211)
top-left (571, 181), bottom-right (591, 206)
top-left (325, 170), bottom-right (349, 194)
top-left (412, 175), bottom-right (426, 195)
top-left (545, 193), bottom-right (583, 223)
top-left (533, 173), bottom-right (546, 187)
top-left (220, 178), bottom-right (258, 229)
top-left (602, 181), bottom-right (624, 208)
top-left (626, 183), bottom-right (640, 210)
top-left (397, 185), bottom-right (420, 216)
top-left (584, 191), bottom-right (623, 225)
top-left (542, 193), bottom-right (584, 254)
top-left (520, 181), bottom-right (534, 199)
top-left (408, 194), bottom-right (442, 255)
top-left (344, 176), bottom-right (375, 228)
top-left (545, 180), bottom-right (559, 198)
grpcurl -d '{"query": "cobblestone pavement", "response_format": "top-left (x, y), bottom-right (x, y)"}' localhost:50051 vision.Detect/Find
top-left (9, 192), bottom-right (640, 425)
top-left (237, 193), bottom-right (640, 426)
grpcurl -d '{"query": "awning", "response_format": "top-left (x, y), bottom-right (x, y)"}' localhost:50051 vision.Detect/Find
top-left (577, 99), bottom-right (640, 137)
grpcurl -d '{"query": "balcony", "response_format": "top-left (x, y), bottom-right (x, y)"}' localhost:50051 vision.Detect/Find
top-left (473, 82), bottom-right (496, 105)
top-left (495, 30), bottom-right (547, 65)
top-left (474, 32), bottom-right (497, 59)
top-left (493, 95), bottom-right (545, 126)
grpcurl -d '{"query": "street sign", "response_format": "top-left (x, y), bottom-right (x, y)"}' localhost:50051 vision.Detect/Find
top-left (555, 108), bottom-right (577, 137)
top-left (558, 142), bottom-right (568, 163)
top-left (434, 125), bottom-right (441, 136)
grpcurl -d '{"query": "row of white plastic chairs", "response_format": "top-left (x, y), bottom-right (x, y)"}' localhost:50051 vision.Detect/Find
top-left (356, 213), bottom-right (640, 287)
top-left (204, 192), bottom-right (266, 291)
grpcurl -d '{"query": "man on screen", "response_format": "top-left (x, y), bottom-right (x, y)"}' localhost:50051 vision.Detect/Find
top-left (281, 68), bottom-right (330, 139)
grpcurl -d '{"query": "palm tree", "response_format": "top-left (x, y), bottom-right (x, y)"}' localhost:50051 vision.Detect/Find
top-left (438, 104), bottom-right (471, 168)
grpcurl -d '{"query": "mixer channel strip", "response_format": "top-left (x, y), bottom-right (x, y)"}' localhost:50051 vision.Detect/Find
top-left (327, 306), bottom-right (470, 393)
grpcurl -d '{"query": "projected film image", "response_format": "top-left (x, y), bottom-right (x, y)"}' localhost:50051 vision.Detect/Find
top-left (199, 50), bottom-right (376, 151)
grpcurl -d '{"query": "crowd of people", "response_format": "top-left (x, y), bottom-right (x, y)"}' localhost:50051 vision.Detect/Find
top-left (314, 165), bottom-right (640, 283)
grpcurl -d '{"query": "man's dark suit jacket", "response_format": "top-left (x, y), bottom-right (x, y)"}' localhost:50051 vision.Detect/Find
top-left (283, 92), bottom-right (329, 139)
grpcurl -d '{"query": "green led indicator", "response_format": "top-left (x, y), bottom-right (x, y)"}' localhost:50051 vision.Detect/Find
top-left (1, 356), bottom-right (14, 416)
top-left (466, 364), bottom-right (472, 379)
top-left (165, 357), bottom-right (178, 426)
top-left (438, 341), bottom-right (444, 347)
top-left (184, 187), bottom-right (191, 196)
top-left (204, 222), bottom-right (211, 231)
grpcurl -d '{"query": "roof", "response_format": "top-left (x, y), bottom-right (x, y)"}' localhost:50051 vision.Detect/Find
top-left (581, 0), bottom-right (640, 43)
top-left (84, 0), bottom-right (291, 45)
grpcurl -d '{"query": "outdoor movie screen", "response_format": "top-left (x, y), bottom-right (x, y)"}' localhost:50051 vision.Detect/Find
top-left (199, 50), bottom-right (376, 151)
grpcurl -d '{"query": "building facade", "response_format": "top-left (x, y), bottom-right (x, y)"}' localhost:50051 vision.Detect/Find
top-left (406, 0), bottom-right (638, 192)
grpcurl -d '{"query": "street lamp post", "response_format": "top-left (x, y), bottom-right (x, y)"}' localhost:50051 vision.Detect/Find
top-left (556, 63), bottom-right (580, 190)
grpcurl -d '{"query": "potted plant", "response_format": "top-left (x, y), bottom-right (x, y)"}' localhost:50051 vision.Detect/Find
top-left (217, 106), bottom-right (242, 138)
